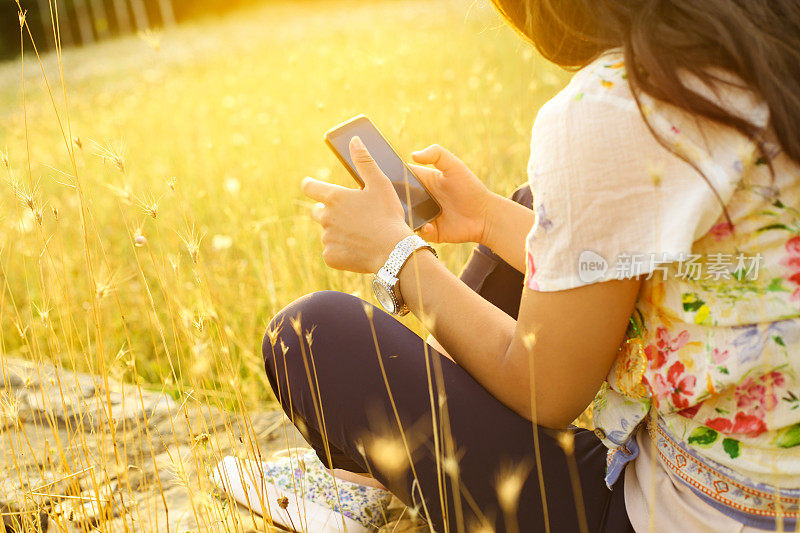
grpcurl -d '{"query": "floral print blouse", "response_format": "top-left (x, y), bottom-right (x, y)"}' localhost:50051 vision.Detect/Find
top-left (523, 50), bottom-right (800, 523)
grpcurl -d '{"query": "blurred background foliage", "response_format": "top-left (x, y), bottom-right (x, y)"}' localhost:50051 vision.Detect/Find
top-left (0, 3), bottom-right (582, 529)
top-left (1, 0), bottom-right (270, 61)
top-left (0, 0), bottom-right (570, 401)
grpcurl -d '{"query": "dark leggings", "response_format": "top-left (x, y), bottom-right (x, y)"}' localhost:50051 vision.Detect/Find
top-left (263, 186), bottom-right (634, 533)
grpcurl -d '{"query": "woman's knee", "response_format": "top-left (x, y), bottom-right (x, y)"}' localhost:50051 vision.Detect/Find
top-left (262, 291), bottom-right (364, 379)
top-left (264, 290), bottom-right (361, 344)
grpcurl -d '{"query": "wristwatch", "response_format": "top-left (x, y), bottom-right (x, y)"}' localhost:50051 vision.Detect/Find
top-left (373, 235), bottom-right (437, 316)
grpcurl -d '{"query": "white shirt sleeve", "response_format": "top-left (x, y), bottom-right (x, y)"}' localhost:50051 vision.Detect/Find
top-left (523, 66), bottom-right (740, 292)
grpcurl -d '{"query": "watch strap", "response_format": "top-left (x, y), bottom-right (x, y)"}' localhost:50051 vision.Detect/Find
top-left (381, 235), bottom-right (437, 278)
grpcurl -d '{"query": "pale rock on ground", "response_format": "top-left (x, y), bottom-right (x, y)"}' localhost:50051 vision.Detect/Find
top-left (0, 357), bottom-right (422, 532)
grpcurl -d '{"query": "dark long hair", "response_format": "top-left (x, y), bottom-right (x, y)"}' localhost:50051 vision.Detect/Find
top-left (491, 0), bottom-right (800, 166)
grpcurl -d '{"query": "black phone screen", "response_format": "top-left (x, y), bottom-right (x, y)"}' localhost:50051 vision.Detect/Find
top-left (325, 116), bottom-right (440, 230)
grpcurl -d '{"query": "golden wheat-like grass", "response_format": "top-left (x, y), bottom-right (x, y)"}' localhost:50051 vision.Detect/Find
top-left (0, 0), bottom-right (573, 531)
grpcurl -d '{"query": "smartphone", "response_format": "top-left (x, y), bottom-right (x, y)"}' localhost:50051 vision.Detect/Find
top-left (324, 115), bottom-right (441, 231)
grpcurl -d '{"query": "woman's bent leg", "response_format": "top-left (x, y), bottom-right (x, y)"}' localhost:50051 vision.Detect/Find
top-left (263, 290), bottom-right (632, 532)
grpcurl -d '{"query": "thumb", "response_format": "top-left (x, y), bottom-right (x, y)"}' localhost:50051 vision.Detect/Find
top-left (411, 144), bottom-right (463, 174)
top-left (349, 136), bottom-right (388, 189)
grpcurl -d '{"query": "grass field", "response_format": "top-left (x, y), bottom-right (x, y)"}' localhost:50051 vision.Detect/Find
top-left (0, 0), bottom-right (568, 403)
top-left (0, 2), bottom-right (573, 530)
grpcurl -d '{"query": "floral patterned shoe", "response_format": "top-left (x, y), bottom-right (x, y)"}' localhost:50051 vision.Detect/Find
top-left (212, 448), bottom-right (392, 532)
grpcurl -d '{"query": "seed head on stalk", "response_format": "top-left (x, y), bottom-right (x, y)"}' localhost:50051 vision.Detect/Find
top-left (0, 392), bottom-right (21, 429)
top-left (265, 317), bottom-right (283, 347)
top-left (9, 176), bottom-right (41, 213)
top-left (93, 139), bottom-right (127, 174)
top-left (32, 303), bottom-right (51, 328)
top-left (556, 430), bottom-right (575, 455)
top-left (105, 182), bottom-right (135, 205)
top-left (135, 192), bottom-right (161, 219)
top-left (177, 225), bottom-right (204, 266)
top-left (494, 460), bottom-right (532, 516)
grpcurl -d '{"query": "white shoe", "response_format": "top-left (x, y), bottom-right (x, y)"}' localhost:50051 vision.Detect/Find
top-left (212, 449), bottom-right (391, 532)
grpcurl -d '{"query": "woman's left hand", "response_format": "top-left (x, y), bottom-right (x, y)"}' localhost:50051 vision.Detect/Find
top-left (302, 136), bottom-right (413, 273)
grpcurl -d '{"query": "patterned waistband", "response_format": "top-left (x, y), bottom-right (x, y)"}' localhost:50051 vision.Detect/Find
top-left (648, 420), bottom-right (799, 529)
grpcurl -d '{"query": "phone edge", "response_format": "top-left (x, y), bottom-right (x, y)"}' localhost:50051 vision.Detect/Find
top-left (323, 135), bottom-right (366, 189)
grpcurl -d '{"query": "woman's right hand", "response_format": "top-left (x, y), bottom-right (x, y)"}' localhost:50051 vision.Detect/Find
top-left (410, 145), bottom-right (495, 245)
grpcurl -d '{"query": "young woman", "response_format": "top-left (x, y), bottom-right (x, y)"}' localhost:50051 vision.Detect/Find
top-left (257, 1), bottom-right (800, 531)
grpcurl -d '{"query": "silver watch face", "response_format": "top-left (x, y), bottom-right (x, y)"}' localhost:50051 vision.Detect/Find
top-left (372, 278), bottom-right (396, 313)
